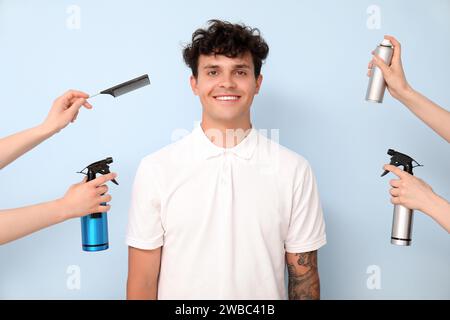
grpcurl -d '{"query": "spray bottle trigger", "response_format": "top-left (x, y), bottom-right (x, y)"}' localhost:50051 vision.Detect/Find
top-left (99, 168), bottom-right (119, 185)
top-left (381, 158), bottom-right (399, 176)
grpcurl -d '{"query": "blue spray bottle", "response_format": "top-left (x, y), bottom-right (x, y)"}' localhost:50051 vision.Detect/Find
top-left (78, 157), bottom-right (118, 252)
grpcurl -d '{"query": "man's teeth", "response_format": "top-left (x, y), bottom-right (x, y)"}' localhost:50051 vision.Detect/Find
top-left (215, 96), bottom-right (240, 101)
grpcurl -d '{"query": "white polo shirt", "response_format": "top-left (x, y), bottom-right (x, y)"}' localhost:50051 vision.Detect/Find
top-left (126, 123), bottom-right (326, 300)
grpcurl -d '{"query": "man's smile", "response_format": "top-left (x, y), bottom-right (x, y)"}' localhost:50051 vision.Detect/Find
top-left (213, 95), bottom-right (241, 102)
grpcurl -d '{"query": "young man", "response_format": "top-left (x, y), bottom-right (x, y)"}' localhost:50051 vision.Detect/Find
top-left (126, 20), bottom-right (326, 300)
top-left (0, 90), bottom-right (117, 245)
top-left (369, 35), bottom-right (450, 233)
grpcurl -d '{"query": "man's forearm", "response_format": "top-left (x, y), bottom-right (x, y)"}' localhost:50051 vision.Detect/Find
top-left (0, 199), bottom-right (65, 245)
top-left (286, 251), bottom-right (320, 300)
top-left (397, 87), bottom-right (450, 143)
top-left (127, 280), bottom-right (158, 300)
top-left (0, 124), bottom-right (55, 170)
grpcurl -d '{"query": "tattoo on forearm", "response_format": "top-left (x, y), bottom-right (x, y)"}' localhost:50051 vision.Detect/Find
top-left (286, 251), bottom-right (320, 300)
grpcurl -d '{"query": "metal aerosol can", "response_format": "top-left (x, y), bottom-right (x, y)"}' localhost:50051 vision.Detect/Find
top-left (381, 149), bottom-right (422, 246)
top-left (366, 39), bottom-right (394, 103)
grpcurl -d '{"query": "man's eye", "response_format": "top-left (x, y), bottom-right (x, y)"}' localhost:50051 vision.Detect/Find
top-left (236, 70), bottom-right (247, 76)
top-left (207, 70), bottom-right (218, 76)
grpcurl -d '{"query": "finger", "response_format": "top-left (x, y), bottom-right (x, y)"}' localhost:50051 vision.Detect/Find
top-left (64, 98), bottom-right (86, 122)
top-left (372, 54), bottom-right (390, 74)
top-left (390, 197), bottom-right (401, 205)
top-left (100, 194), bottom-right (112, 203)
top-left (71, 110), bottom-right (79, 123)
top-left (64, 90), bottom-right (89, 100)
top-left (96, 185), bottom-right (109, 195)
top-left (88, 172), bottom-right (118, 187)
top-left (383, 164), bottom-right (408, 179)
top-left (96, 204), bottom-right (111, 213)
top-left (367, 69), bottom-right (372, 77)
top-left (83, 101), bottom-right (93, 109)
top-left (368, 61), bottom-right (373, 69)
top-left (57, 90), bottom-right (89, 106)
top-left (68, 97), bottom-right (92, 110)
top-left (389, 179), bottom-right (402, 188)
top-left (384, 35), bottom-right (401, 62)
top-left (66, 98), bottom-right (86, 118)
top-left (389, 188), bottom-right (400, 197)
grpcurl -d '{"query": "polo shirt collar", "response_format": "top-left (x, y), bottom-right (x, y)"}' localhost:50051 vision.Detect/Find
top-left (192, 123), bottom-right (258, 160)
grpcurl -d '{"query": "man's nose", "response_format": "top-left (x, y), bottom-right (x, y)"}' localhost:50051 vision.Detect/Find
top-left (219, 73), bottom-right (237, 88)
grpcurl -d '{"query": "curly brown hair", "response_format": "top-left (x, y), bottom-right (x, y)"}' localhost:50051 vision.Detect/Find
top-left (183, 19), bottom-right (269, 78)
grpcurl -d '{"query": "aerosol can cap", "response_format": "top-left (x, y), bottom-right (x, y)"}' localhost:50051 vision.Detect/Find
top-left (380, 39), bottom-right (393, 47)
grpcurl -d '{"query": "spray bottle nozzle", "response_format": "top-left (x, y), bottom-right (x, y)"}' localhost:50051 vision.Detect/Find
top-left (381, 149), bottom-right (422, 177)
top-left (78, 157), bottom-right (119, 185)
top-left (387, 149), bottom-right (396, 156)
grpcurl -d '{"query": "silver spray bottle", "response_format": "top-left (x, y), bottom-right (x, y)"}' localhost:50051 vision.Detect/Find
top-left (381, 149), bottom-right (422, 246)
top-left (366, 39), bottom-right (394, 103)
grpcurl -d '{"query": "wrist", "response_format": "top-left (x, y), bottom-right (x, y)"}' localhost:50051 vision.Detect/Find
top-left (54, 198), bottom-right (73, 222)
top-left (37, 122), bottom-right (58, 139)
top-left (422, 192), bottom-right (447, 218)
top-left (394, 83), bottom-right (415, 103)
top-left (394, 84), bottom-right (415, 104)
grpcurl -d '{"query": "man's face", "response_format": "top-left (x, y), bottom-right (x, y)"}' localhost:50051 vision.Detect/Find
top-left (190, 51), bottom-right (263, 126)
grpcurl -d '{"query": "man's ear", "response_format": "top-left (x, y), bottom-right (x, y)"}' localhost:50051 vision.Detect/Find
top-left (255, 74), bottom-right (263, 94)
top-left (190, 75), bottom-right (199, 95)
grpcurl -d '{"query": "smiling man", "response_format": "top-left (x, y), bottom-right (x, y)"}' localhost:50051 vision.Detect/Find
top-left (126, 20), bottom-right (326, 300)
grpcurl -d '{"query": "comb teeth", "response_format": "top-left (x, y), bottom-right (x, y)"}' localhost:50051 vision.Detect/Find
top-left (100, 74), bottom-right (150, 97)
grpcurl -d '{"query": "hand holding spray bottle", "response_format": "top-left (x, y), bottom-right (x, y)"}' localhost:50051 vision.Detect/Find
top-left (78, 157), bottom-right (118, 252)
top-left (381, 149), bottom-right (423, 246)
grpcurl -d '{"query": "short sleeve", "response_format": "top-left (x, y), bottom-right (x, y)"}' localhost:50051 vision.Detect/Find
top-left (126, 159), bottom-right (164, 250)
top-left (285, 161), bottom-right (326, 253)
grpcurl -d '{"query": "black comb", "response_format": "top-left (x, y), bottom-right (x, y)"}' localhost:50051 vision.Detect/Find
top-left (89, 74), bottom-right (150, 98)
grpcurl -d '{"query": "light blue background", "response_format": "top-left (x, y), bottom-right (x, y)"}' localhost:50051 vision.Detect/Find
top-left (0, 0), bottom-right (448, 299)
